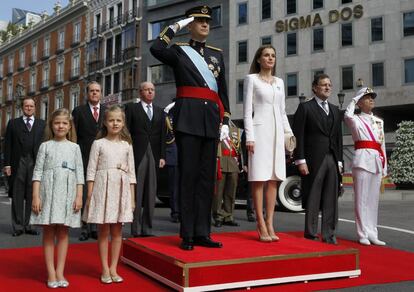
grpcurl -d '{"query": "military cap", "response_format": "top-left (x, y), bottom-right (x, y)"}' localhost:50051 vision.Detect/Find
top-left (185, 5), bottom-right (212, 19)
top-left (354, 86), bottom-right (377, 103)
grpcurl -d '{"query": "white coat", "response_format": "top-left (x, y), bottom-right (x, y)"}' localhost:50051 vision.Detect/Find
top-left (243, 74), bottom-right (293, 181)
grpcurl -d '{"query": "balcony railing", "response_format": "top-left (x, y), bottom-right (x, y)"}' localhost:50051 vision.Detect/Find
top-left (56, 42), bottom-right (65, 54)
top-left (30, 56), bottom-right (37, 66)
top-left (123, 47), bottom-right (139, 60)
top-left (70, 67), bottom-right (80, 80)
top-left (88, 59), bottom-right (104, 73)
top-left (55, 74), bottom-right (64, 85)
top-left (41, 49), bottom-right (50, 60)
top-left (122, 88), bottom-right (138, 102)
top-left (29, 83), bottom-right (36, 95)
top-left (40, 79), bottom-right (49, 90)
top-left (91, 9), bottom-right (139, 38)
top-left (72, 35), bottom-right (80, 47)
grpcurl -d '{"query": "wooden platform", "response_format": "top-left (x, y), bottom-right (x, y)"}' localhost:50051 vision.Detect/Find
top-left (121, 231), bottom-right (360, 291)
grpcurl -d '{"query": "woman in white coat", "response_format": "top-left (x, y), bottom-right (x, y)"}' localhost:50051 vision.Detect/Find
top-left (243, 45), bottom-right (293, 242)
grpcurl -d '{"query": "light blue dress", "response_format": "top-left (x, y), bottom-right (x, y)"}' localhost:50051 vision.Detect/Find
top-left (29, 140), bottom-right (84, 227)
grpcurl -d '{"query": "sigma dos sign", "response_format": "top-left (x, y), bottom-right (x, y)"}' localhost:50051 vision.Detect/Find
top-left (275, 4), bottom-right (363, 33)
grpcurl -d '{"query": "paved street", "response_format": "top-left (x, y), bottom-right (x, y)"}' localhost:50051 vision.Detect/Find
top-left (1, 186), bottom-right (413, 291)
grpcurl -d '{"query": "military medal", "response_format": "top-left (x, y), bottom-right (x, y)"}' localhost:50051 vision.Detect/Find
top-left (210, 56), bottom-right (218, 64)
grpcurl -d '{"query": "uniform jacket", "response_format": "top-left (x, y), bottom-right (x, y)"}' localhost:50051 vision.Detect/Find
top-left (150, 27), bottom-right (230, 138)
top-left (125, 102), bottom-right (166, 167)
top-left (72, 103), bottom-right (106, 174)
top-left (293, 98), bottom-right (343, 208)
top-left (344, 99), bottom-right (387, 176)
top-left (4, 116), bottom-right (45, 197)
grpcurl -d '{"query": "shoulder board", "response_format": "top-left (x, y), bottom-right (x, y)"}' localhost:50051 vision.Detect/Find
top-left (206, 45), bottom-right (222, 52)
top-left (175, 42), bottom-right (189, 46)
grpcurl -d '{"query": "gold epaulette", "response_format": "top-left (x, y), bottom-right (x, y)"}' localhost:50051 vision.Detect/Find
top-left (206, 45), bottom-right (222, 51)
top-left (175, 42), bottom-right (189, 46)
top-left (224, 112), bottom-right (231, 118)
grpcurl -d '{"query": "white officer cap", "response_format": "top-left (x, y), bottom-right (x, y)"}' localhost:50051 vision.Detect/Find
top-left (354, 87), bottom-right (377, 103)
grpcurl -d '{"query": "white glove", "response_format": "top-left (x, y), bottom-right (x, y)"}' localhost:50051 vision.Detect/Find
top-left (164, 102), bottom-right (175, 114)
top-left (170, 17), bottom-right (194, 33)
top-left (220, 125), bottom-right (229, 141)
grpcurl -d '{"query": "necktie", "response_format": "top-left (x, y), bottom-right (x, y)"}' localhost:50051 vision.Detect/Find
top-left (146, 104), bottom-right (152, 120)
top-left (26, 117), bottom-right (32, 131)
top-left (321, 101), bottom-right (329, 115)
top-left (93, 106), bottom-right (99, 122)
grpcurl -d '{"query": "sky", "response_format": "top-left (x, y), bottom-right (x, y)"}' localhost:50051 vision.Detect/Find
top-left (0, 0), bottom-right (69, 23)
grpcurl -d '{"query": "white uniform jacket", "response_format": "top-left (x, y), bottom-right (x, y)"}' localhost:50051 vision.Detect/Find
top-left (344, 99), bottom-right (387, 176)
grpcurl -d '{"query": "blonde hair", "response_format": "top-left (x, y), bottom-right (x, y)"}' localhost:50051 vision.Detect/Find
top-left (96, 105), bottom-right (132, 144)
top-left (45, 108), bottom-right (77, 142)
top-left (249, 45), bottom-right (276, 75)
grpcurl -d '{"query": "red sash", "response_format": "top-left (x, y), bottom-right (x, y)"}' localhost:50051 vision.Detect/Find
top-left (176, 86), bottom-right (224, 120)
top-left (222, 148), bottom-right (237, 157)
top-left (354, 140), bottom-right (385, 168)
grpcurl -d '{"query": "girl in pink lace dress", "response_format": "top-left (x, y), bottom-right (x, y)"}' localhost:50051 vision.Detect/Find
top-left (84, 105), bottom-right (136, 284)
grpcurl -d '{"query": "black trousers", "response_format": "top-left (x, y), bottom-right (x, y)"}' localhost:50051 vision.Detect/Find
top-left (175, 132), bottom-right (217, 238)
top-left (304, 154), bottom-right (339, 241)
top-left (12, 156), bottom-right (34, 232)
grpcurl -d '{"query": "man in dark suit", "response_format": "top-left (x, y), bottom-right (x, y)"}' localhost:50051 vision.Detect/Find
top-left (72, 81), bottom-right (106, 241)
top-left (125, 81), bottom-right (166, 237)
top-left (293, 73), bottom-right (343, 244)
top-left (3, 97), bottom-right (45, 236)
top-left (150, 5), bottom-right (230, 250)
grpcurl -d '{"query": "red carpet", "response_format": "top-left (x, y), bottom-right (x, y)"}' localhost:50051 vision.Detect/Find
top-left (0, 231), bottom-right (413, 291)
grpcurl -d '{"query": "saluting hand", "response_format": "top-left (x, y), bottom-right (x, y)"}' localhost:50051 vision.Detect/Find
top-left (175, 16), bottom-right (194, 31)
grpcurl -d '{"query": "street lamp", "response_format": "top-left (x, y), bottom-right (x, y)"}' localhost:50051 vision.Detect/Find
top-left (298, 93), bottom-right (306, 103)
top-left (337, 90), bottom-right (345, 110)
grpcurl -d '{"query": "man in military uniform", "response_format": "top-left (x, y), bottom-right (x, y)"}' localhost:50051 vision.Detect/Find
top-left (150, 5), bottom-right (231, 250)
top-left (213, 123), bottom-right (241, 227)
top-left (344, 86), bottom-right (387, 246)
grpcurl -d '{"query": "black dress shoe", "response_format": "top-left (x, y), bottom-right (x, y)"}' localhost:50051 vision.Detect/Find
top-left (79, 232), bottom-right (89, 241)
top-left (214, 220), bottom-right (222, 227)
top-left (12, 230), bottom-right (24, 237)
top-left (25, 229), bottom-right (39, 235)
top-left (180, 238), bottom-right (194, 251)
top-left (193, 236), bottom-right (223, 248)
top-left (247, 214), bottom-right (256, 222)
top-left (90, 231), bottom-right (98, 240)
top-left (323, 237), bottom-right (338, 245)
top-left (304, 234), bottom-right (319, 241)
top-left (223, 220), bottom-right (239, 226)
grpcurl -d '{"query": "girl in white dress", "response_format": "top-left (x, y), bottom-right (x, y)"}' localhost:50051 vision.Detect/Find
top-left (84, 105), bottom-right (136, 284)
top-left (243, 45), bottom-right (293, 242)
top-left (31, 108), bottom-right (84, 288)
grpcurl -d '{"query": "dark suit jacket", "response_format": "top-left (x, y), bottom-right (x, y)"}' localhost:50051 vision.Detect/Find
top-left (125, 102), bottom-right (166, 168)
top-left (4, 116), bottom-right (45, 197)
top-left (72, 103), bottom-right (106, 173)
top-left (293, 98), bottom-right (343, 208)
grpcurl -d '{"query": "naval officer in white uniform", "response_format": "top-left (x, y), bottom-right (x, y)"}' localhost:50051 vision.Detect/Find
top-left (344, 86), bottom-right (387, 246)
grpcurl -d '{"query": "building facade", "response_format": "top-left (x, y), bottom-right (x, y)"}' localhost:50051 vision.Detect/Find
top-left (229, 0), bottom-right (414, 170)
top-left (86, 0), bottom-right (142, 105)
top-left (0, 0), bottom-right (88, 135)
top-left (141, 0), bottom-right (230, 107)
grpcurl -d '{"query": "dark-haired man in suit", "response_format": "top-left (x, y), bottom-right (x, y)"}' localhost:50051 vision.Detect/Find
top-left (125, 81), bottom-right (166, 237)
top-left (293, 74), bottom-right (343, 244)
top-left (72, 81), bottom-right (106, 241)
top-left (4, 97), bottom-right (45, 236)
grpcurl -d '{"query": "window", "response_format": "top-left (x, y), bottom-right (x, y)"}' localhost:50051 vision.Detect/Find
top-left (286, 0), bottom-right (296, 15)
top-left (58, 30), bottom-right (65, 50)
top-left (371, 17), bottom-right (383, 42)
top-left (104, 75), bottom-right (111, 96)
top-left (19, 48), bottom-right (25, 68)
top-left (403, 11), bottom-right (414, 37)
top-left (341, 66), bottom-right (354, 90)
top-left (238, 2), bottom-right (248, 25)
top-left (41, 96), bottom-right (49, 120)
top-left (149, 64), bottom-right (174, 84)
top-left (238, 40), bottom-right (248, 63)
top-left (70, 86), bottom-right (79, 111)
top-left (42, 64), bottom-right (49, 88)
top-left (404, 58), bottom-right (414, 83)
top-left (0, 59), bottom-right (3, 77)
top-left (237, 79), bottom-right (244, 104)
top-left (148, 7), bottom-right (221, 40)
top-left (313, 28), bottom-right (324, 51)
top-left (261, 36), bottom-right (272, 45)
top-left (31, 42), bottom-right (37, 63)
top-left (8, 54), bottom-right (14, 73)
top-left (114, 72), bottom-right (120, 93)
top-left (286, 33), bottom-right (297, 56)
top-left (72, 53), bottom-right (80, 77)
top-left (341, 0), bottom-right (352, 4)
top-left (372, 62), bottom-right (384, 87)
top-left (313, 0), bottom-right (323, 10)
top-left (123, 23), bottom-right (136, 49)
top-left (341, 23), bottom-right (353, 47)
top-left (286, 73), bottom-right (298, 96)
top-left (7, 79), bottom-right (12, 100)
top-left (30, 69), bottom-right (36, 93)
top-left (73, 22), bottom-right (81, 43)
top-left (55, 91), bottom-right (63, 109)
top-left (0, 85), bottom-right (2, 100)
top-left (44, 36), bottom-right (50, 57)
top-left (56, 59), bottom-right (64, 83)
top-left (261, 0), bottom-right (271, 20)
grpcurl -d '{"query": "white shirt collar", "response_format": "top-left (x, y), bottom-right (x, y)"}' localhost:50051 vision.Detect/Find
top-left (314, 96), bottom-right (328, 105)
top-left (88, 102), bottom-right (100, 111)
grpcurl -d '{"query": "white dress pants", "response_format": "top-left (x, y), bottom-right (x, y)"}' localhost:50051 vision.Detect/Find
top-left (352, 168), bottom-right (382, 241)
